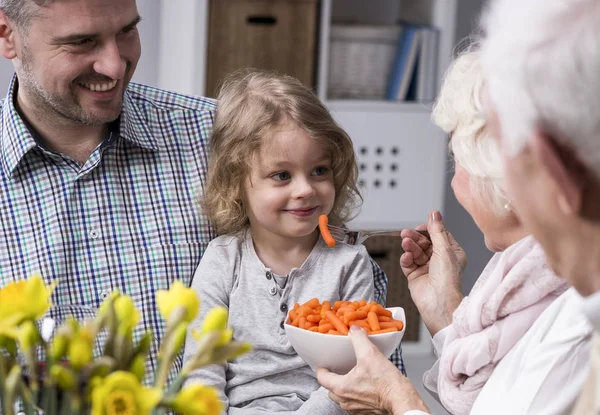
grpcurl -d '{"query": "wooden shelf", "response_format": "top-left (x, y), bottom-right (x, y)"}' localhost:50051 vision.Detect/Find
top-left (325, 99), bottom-right (433, 114)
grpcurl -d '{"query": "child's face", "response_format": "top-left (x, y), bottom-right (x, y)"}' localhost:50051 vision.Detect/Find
top-left (243, 123), bottom-right (335, 242)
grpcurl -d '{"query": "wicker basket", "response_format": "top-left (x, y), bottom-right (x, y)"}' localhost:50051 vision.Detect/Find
top-left (328, 24), bottom-right (401, 99)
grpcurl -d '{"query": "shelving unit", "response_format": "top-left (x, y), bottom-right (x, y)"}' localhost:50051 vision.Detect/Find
top-left (157, 0), bottom-right (457, 355)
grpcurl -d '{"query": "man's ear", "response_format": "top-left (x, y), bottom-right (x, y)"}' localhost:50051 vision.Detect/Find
top-left (530, 130), bottom-right (584, 216)
top-left (0, 10), bottom-right (18, 60)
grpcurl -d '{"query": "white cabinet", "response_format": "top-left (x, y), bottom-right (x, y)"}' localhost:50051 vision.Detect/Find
top-left (329, 103), bottom-right (447, 230)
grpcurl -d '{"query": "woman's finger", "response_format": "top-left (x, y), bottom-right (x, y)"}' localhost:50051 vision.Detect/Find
top-left (402, 239), bottom-right (430, 266)
top-left (316, 367), bottom-right (342, 392)
top-left (400, 253), bottom-right (419, 277)
top-left (348, 325), bottom-right (384, 362)
top-left (427, 211), bottom-right (451, 249)
top-left (400, 228), bottom-right (432, 251)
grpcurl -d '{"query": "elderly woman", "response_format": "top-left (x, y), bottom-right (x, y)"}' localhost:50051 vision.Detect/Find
top-left (317, 48), bottom-right (593, 414)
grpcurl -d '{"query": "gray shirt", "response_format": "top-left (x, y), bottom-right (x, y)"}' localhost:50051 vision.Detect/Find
top-left (184, 229), bottom-right (375, 414)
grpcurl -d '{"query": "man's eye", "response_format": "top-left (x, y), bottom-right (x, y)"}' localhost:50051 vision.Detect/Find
top-left (70, 38), bottom-right (93, 46)
top-left (121, 25), bottom-right (138, 34)
top-left (272, 171), bottom-right (291, 181)
top-left (312, 166), bottom-right (329, 176)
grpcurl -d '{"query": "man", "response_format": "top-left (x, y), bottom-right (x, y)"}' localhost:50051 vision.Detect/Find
top-left (0, 0), bottom-right (217, 381)
top-left (481, 0), bottom-right (600, 413)
top-left (0, 0), bottom-right (402, 384)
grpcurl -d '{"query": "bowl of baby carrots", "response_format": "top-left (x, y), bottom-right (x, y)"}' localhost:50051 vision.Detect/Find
top-left (284, 298), bottom-right (405, 374)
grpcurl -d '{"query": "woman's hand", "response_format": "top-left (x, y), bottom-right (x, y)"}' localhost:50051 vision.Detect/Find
top-left (400, 211), bottom-right (466, 335)
top-left (316, 326), bottom-right (429, 415)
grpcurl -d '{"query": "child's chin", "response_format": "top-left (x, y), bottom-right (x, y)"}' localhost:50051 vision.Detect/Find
top-left (286, 226), bottom-right (318, 238)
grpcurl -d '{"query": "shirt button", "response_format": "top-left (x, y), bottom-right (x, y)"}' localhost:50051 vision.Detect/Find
top-left (280, 321), bottom-right (285, 329)
top-left (89, 229), bottom-right (101, 239)
top-left (265, 271), bottom-right (272, 280)
top-left (280, 303), bottom-right (288, 312)
top-left (100, 290), bottom-right (111, 300)
top-left (269, 286), bottom-right (277, 296)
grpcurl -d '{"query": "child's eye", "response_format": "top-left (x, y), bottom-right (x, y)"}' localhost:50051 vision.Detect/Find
top-left (312, 166), bottom-right (330, 176)
top-left (272, 171), bottom-right (291, 181)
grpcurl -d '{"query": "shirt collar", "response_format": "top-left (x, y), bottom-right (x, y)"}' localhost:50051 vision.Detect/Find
top-left (119, 86), bottom-right (158, 152)
top-left (0, 75), bottom-right (158, 177)
top-left (0, 75), bottom-right (38, 177)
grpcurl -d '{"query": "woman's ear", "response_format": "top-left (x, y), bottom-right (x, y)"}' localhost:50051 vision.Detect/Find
top-left (530, 131), bottom-right (584, 216)
top-left (0, 10), bottom-right (17, 60)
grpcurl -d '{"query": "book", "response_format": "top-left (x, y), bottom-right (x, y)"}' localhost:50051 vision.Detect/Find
top-left (385, 25), bottom-right (421, 101)
top-left (395, 29), bottom-right (421, 101)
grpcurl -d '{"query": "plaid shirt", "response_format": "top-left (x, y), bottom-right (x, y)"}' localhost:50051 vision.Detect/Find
top-left (0, 76), bottom-right (404, 381)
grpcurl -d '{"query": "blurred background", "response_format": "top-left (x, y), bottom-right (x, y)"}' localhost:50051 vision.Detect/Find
top-left (0, 1), bottom-right (489, 412)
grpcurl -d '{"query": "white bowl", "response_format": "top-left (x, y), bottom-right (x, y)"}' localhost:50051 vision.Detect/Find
top-left (285, 307), bottom-right (405, 375)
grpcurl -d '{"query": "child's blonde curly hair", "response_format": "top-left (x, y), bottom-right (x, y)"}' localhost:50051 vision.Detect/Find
top-left (202, 68), bottom-right (362, 235)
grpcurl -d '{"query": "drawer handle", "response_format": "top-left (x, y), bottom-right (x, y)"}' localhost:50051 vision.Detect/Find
top-left (247, 15), bottom-right (277, 25)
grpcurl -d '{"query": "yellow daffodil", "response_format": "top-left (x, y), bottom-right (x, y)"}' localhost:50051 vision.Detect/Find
top-left (113, 296), bottom-right (140, 336)
top-left (156, 281), bottom-right (199, 323)
top-left (91, 371), bottom-right (162, 415)
top-left (171, 384), bottom-right (222, 415)
top-left (50, 365), bottom-right (77, 390)
top-left (16, 320), bottom-right (40, 353)
top-left (194, 307), bottom-right (231, 346)
top-left (201, 308), bottom-right (228, 332)
top-left (129, 355), bottom-right (146, 382)
top-left (67, 327), bottom-right (93, 370)
top-left (0, 274), bottom-right (56, 327)
top-left (49, 332), bottom-right (69, 361)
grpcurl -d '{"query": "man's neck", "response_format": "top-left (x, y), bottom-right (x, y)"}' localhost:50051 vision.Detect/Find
top-left (15, 93), bottom-right (107, 164)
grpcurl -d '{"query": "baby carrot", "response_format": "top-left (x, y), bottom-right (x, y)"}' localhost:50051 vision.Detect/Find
top-left (318, 323), bottom-right (334, 333)
top-left (298, 317), bottom-right (307, 330)
top-left (308, 326), bottom-right (319, 332)
top-left (307, 315), bottom-right (321, 323)
top-left (319, 215), bottom-right (336, 247)
top-left (348, 319), bottom-right (371, 331)
top-left (370, 304), bottom-right (393, 318)
top-left (367, 311), bottom-right (381, 331)
top-left (289, 310), bottom-right (298, 322)
top-left (337, 307), bottom-right (355, 315)
top-left (345, 310), bottom-right (368, 321)
top-left (379, 321), bottom-right (404, 330)
top-left (302, 298), bottom-right (320, 309)
top-left (325, 310), bottom-right (349, 335)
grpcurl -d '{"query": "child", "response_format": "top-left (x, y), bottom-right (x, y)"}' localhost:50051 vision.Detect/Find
top-left (183, 69), bottom-right (374, 414)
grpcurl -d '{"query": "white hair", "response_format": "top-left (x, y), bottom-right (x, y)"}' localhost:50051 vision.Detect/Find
top-left (433, 47), bottom-right (508, 215)
top-left (481, 0), bottom-right (600, 177)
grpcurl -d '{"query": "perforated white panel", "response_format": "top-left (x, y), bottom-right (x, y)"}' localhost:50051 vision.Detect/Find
top-left (329, 104), bottom-right (447, 230)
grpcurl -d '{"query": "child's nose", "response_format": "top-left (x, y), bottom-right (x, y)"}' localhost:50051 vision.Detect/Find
top-left (292, 177), bottom-right (315, 198)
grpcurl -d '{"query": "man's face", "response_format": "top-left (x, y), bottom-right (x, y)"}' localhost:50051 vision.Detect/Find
top-left (14, 0), bottom-right (141, 127)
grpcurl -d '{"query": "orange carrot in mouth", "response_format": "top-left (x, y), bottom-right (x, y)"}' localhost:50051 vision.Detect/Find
top-left (319, 214), bottom-right (336, 247)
